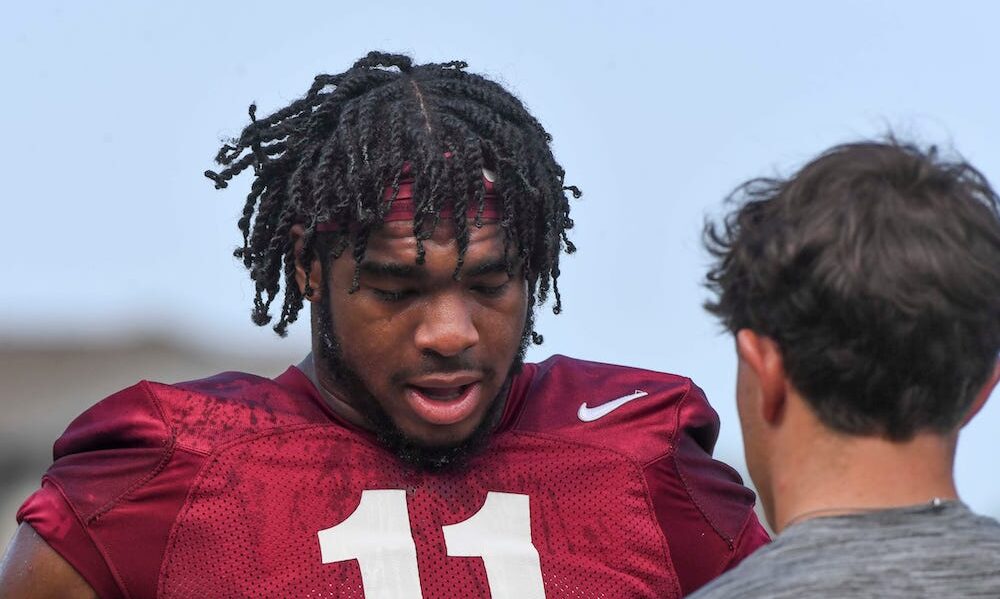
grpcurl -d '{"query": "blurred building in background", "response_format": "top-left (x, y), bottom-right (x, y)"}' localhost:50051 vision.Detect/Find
top-left (0, 335), bottom-right (298, 548)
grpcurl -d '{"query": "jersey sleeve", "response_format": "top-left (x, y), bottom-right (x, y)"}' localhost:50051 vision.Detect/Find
top-left (643, 381), bottom-right (770, 596)
top-left (16, 381), bottom-right (205, 599)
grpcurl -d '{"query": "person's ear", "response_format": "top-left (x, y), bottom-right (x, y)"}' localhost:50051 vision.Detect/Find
top-left (962, 359), bottom-right (1000, 427)
top-left (736, 329), bottom-right (788, 425)
top-left (290, 224), bottom-right (323, 302)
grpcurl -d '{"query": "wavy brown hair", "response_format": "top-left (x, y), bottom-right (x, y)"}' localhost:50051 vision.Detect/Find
top-left (705, 138), bottom-right (1000, 440)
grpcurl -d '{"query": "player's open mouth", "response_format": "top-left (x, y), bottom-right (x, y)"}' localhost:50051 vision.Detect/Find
top-left (404, 379), bottom-right (482, 426)
top-left (412, 384), bottom-right (470, 401)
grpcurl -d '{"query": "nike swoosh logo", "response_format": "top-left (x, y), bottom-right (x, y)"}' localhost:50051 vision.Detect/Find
top-left (577, 390), bottom-right (649, 422)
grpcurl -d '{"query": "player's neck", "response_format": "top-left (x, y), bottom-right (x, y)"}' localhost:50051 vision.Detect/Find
top-left (297, 352), bottom-right (370, 430)
top-left (770, 421), bottom-right (959, 533)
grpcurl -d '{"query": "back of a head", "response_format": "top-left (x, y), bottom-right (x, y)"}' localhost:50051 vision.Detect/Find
top-left (206, 51), bottom-right (579, 337)
top-left (705, 139), bottom-right (1000, 440)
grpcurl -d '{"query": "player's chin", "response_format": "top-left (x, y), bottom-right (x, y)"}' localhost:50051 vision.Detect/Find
top-left (400, 414), bottom-right (488, 449)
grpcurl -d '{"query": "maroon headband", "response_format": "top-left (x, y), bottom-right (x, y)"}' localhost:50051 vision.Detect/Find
top-left (315, 163), bottom-right (500, 232)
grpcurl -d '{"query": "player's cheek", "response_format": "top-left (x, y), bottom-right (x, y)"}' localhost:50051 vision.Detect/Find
top-left (481, 305), bottom-right (520, 351)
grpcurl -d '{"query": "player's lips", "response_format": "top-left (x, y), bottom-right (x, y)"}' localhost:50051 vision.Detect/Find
top-left (405, 373), bottom-right (483, 426)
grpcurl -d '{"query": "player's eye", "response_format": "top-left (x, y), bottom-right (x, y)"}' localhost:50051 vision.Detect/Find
top-left (471, 281), bottom-right (509, 298)
top-left (370, 288), bottom-right (417, 302)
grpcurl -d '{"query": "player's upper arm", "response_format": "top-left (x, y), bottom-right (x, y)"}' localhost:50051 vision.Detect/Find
top-left (0, 523), bottom-right (98, 599)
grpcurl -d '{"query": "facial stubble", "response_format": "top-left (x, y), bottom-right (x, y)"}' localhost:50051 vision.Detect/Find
top-left (315, 291), bottom-right (533, 472)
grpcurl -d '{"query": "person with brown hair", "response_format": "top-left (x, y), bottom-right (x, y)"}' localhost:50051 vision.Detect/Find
top-left (693, 138), bottom-right (1000, 598)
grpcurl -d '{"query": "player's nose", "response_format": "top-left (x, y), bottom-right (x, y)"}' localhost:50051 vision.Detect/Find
top-left (414, 292), bottom-right (479, 357)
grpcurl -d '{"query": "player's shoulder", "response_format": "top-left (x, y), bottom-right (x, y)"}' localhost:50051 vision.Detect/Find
top-left (56, 367), bottom-right (330, 459)
top-left (511, 354), bottom-right (719, 464)
top-left (153, 367), bottom-right (333, 452)
top-left (520, 354), bottom-right (696, 405)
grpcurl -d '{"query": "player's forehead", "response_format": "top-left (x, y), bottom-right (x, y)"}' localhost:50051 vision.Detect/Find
top-left (363, 219), bottom-right (507, 264)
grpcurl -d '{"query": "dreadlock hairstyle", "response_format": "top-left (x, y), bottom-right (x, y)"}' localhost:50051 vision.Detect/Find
top-left (206, 51), bottom-right (580, 338)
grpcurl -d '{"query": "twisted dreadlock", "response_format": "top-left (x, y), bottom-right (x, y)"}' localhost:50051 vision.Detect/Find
top-left (206, 51), bottom-right (579, 337)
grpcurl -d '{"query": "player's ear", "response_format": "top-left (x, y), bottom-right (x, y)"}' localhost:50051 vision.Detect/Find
top-left (962, 359), bottom-right (1000, 427)
top-left (290, 224), bottom-right (323, 303)
top-left (736, 329), bottom-right (787, 426)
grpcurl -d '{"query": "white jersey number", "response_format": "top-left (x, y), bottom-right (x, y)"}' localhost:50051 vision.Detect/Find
top-left (317, 490), bottom-right (545, 599)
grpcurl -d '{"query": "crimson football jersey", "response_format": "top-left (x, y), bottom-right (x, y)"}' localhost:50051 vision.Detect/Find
top-left (18, 355), bottom-right (768, 598)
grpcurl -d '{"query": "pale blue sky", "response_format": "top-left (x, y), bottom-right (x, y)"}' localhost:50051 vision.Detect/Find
top-left (3, 1), bottom-right (998, 515)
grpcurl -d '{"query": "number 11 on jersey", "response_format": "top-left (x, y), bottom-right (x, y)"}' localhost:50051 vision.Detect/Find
top-left (318, 490), bottom-right (546, 598)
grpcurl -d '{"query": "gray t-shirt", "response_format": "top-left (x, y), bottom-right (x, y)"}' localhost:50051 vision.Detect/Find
top-left (690, 501), bottom-right (1000, 598)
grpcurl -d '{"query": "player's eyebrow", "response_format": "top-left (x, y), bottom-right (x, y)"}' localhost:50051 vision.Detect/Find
top-left (359, 260), bottom-right (426, 280)
top-left (463, 257), bottom-right (511, 277)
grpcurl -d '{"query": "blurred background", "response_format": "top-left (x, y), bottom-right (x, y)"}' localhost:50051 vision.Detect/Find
top-left (3, 0), bottom-right (999, 547)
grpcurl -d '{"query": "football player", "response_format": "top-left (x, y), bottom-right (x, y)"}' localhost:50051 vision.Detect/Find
top-left (1, 52), bottom-right (767, 598)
